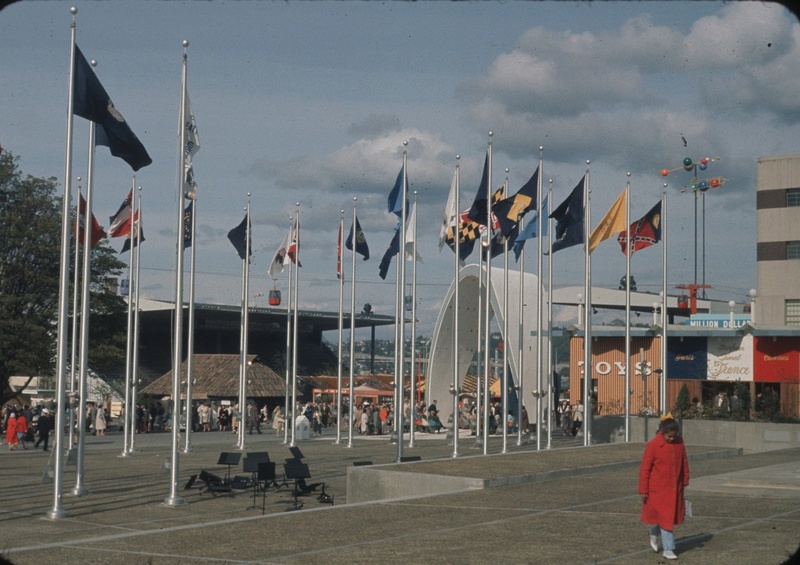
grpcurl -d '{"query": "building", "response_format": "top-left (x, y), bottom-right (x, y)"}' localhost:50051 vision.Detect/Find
top-left (756, 153), bottom-right (800, 325)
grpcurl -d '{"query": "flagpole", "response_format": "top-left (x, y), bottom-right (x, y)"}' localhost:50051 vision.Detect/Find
top-left (535, 147), bottom-right (544, 451)
top-left (48, 6), bottom-right (79, 520)
top-left (452, 156), bottom-right (461, 458)
top-left (129, 187), bottom-right (143, 453)
top-left (283, 216), bottom-right (293, 445)
top-left (502, 173), bottom-right (509, 454)
top-left (624, 173), bottom-right (632, 442)
top-left (72, 115), bottom-right (97, 496)
top-left (184, 195), bottom-right (197, 453)
top-left (68, 177), bottom-right (82, 455)
top-left (474, 237), bottom-right (484, 451)
top-left (238, 196), bottom-right (251, 451)
top-left (482, 133), bottom-right (493, 456)
top-left (583, 162), bottom-right (593, 448)
top-left (516, 213), bottom-right (525, 447)
top-left (121, 174), bottom-right (136, 458)
top-left (408, 194), bottom-right (418, 449)
top-left (661, 184), bottom-right (669, 415)
top-left (164, 40), bottom-right (190, 508)
top-left (290, 204), bottom-right (301, 448)
top-left (347, 199), bottom-right (357, 449)
top-left (545, 177), bottom-right (554, 450)
top-left (396, 141), bottom-right (408, 463)
top-left (336, 210), bottom-right (345, 445)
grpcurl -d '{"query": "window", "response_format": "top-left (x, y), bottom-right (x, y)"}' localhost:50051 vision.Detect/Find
top-left (788, 241), bottom-right (800, 260)
top-left (786, 299), bottom-right (800, 326)
top-left (787, 188), bottom-right (800, 207)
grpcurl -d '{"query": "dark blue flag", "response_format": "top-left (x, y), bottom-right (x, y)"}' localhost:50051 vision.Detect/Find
top-left (549, 176), bottom-right (585, 254)
top-left (378, 228), bottom-right (401, 280)
top-left (467, 151), bottom-right (491, 225)
top-left (387, 166), bottom-right (406, 218)
top-left (183, 201), bottom-right (193, 249)
top-left (227, 215), bottom-right (250, 260)
top-left (121, 223), bottom-right (144, 254)
top-left (72, 45), bottom-right (152, 171)
top-left (346, 216), bottom-right (370, 260)
top-left (494, 166), bottom-right (538, 237)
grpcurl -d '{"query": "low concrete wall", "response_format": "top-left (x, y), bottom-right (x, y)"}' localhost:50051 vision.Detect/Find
top-left (347, 466), bottom-right (485, 504)
top-left (604, 415), bottom-right (800, 452)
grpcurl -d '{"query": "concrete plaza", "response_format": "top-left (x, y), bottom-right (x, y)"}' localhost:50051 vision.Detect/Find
top-left (0, 424), bottom-right (798, 565)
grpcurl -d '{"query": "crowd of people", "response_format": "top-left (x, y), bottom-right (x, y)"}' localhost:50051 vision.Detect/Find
top-left (2, 404), bottom-right (54, 451)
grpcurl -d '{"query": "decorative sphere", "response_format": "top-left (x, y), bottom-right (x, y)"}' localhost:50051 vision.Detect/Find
top-left (700, 157), bottom-right (708, 165)
top-left (699, 163), bottom-right (707, 170)
top-left (661, 169), bottom-right (669, 177)
top-left (683, 157), bottom-right (693, 167)
top-left (182, 40), bottom-right (189, 48)
top-left (710, 178), bottom-right (720, 188)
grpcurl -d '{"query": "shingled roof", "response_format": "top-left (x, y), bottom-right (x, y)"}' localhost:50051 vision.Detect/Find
top-left (140, 354), bottom-right (285, 399)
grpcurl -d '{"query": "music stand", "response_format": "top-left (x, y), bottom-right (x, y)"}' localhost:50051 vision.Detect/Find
top-left (283, 460), bottom-right (311, 511)
top-left (288, 446), bottom-right (305, 460)
top-left (243, 457), bottom-right (261, 510)
top-left (217, 452), bottom-right (241, 482)
top-left (256, 461), bottom-right (275, 514)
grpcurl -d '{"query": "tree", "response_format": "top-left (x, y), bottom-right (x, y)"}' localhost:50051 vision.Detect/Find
top-left (0, 151), bottom-right (127, 406)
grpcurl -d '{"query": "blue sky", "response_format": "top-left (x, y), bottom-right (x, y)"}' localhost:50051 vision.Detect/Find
top-left (2, 1), bottom-right (799, 338)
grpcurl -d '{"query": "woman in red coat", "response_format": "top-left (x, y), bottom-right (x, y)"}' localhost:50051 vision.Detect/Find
top-left (638, 417), bottom-right (689, 561)
top-left (6, 411), bottom-right (19, 450)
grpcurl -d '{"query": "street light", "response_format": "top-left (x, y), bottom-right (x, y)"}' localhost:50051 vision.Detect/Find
top-left (748, 288), bottom-right (757, 323)
top-left (728, 300), bottom-right (736, 328)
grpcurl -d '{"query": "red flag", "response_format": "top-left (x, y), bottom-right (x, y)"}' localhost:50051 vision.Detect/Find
top-left (287, 218), bottom-right (302, 267)
top-left (75, 192), bottom-right (106, 247)
top-left (618, 201), bottom-right (662, 255)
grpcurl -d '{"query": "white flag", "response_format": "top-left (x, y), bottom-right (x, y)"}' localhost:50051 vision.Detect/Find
top-left (269, 229), bottom-right (290, 278)
top-left (405, 202), bottom-right (423, 262)
top-left (438, 170), bottom-right (457, 250)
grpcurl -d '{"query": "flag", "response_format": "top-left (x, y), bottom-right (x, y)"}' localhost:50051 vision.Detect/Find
top-left (182, 91), bottom-right (200, 197)
top-left (549, 176), bottom-right (585, 254)
top-left (387, 166), bottom-right (406, 218)
top-left (438, 171), bottom-right (458, 251)
top-left (378, 228), bottom-right (401, 280)
top-left (120, 212), bottom-right (144, 253)
top-left (183, 201), bottom-right (194, 249)
top-left (467, 151), bottom-right (490, 225)
top-left (484, 222), bottom-right (517, 260)
top-left (445, 187), bottom-right (504, 261)
top-left (75, 192), bottom-right (106, 247)
top-left (336, 222), bottom-right (343, 280)
top-left (286, 219), bottom-right (301, 266)
top-left (512, 195), bottom-right (548, 261)
top-left (345, 216), bottom-right (370, 260)
top-left (618, 201), bottom-right (662, 255)
top-left (494, 166), bottom-right (538, 237)
top-left (588, 188), bottom-right (627, 253)
top-left (227, 215), bottom-right (250, 260)
top-left (268, 229), bottom-right (290, 278)
top-left (72, 45), bottom-right (152, 171)
top-left (404, 203), bottom-right (422, 262)
top-left (108, 190), bottom-right (133, 238)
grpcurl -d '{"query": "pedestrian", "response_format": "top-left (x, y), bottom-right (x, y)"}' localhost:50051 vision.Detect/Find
top-left (247, 401), bottom-right (262, 434)
top-left (34, 408), bottom-right (52, 451)
top-left (272, 405), bottom-right (284, 437)
top-left (16, 410), bottom-right (29, 449)
top-left (231, 403), bottom-right (240, 434)
top-left (95, 405), bottom-right (107, 436)
top-left (638, 416), bottom-right (690, 561)
top-left (558, 400), bottom-right (571, 436)
top-left (571, 400), bottom-right (584, 436)
top-left (6, 410), bottom-right (19, 450)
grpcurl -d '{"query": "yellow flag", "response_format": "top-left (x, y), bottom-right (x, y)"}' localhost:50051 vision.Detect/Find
top-left (588, 188), bottom-right (627, 253)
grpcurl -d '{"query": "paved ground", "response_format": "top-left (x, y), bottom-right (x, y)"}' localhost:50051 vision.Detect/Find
top-left (0, 425), bottom-right (798, 565)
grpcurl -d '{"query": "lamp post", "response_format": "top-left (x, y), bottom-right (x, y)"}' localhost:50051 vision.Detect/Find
top-left (748, 288), bottom-right (757, 324)
top-left (728, 300), bottom-right (736, 328)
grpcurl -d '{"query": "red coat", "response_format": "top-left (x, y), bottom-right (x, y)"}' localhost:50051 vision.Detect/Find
top-left (638, 431), bottom-right (690, 530)
top-left (6, 416), bottom-right (18, 444)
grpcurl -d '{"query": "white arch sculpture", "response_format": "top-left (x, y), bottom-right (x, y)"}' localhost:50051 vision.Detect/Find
top-left (426, 263), bottom-right (544, 423)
